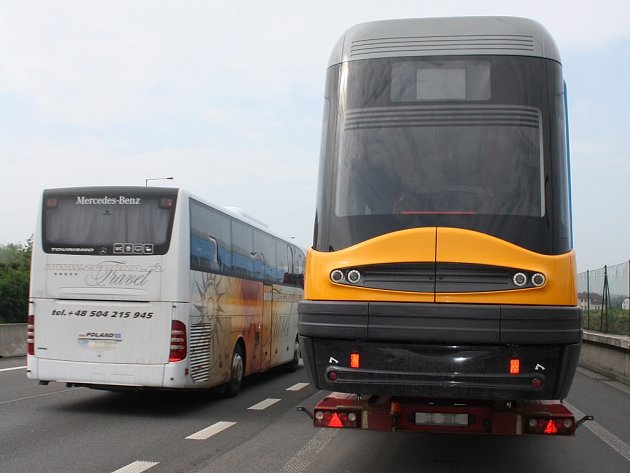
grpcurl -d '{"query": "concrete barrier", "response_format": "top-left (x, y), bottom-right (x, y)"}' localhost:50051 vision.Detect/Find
top-left (580, 330), bottom-right (630, 385)
top-left (0, 323), bottom-right (27, 358)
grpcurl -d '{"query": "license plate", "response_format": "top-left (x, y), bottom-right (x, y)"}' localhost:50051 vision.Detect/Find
top-left (415, 412), bottom-right (469, 426)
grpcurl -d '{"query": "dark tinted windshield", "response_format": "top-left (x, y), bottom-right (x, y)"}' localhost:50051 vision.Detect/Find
top-left (315, 55), bottom-right (571, 254)
top-left (337, 104), bottom-right (543, 218)
top-left (43, 188), bottom-right (177, 255)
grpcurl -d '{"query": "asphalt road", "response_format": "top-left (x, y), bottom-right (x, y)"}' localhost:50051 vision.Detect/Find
top-left (1, 356), bottom-right (629, 473)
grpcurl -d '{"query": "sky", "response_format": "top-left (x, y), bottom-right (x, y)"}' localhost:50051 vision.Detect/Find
top-left (0, 1), bottom-right (628, 273)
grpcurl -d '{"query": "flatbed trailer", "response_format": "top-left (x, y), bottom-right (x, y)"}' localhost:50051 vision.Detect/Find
top-left (299, 392), bottom-right (592, 436)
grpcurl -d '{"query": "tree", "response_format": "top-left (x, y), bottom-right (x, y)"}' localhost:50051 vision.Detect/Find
top-left (0, 237), bottom-right (32, 323)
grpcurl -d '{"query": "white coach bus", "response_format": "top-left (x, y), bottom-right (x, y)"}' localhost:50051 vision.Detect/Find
top-left (27, 187), bottom-right (304, 394)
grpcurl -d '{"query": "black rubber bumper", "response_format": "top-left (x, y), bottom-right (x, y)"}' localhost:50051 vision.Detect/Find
top-left (298, 301), bottom-right (582, 345)
top-left (298, 301), bottom-right (582, 400)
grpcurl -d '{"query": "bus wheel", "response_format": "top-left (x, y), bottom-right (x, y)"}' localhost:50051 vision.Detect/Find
top-left (285, 336), bottom-right (300, 372)
top-left (224, 344), bottom-right (244, 397)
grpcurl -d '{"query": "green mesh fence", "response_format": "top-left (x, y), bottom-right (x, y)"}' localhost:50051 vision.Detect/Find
top-left (577, 261), bottom-right (630, 336)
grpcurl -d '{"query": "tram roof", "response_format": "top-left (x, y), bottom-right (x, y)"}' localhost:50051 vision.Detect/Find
top-left (329, 17), bottom-right (561, 66)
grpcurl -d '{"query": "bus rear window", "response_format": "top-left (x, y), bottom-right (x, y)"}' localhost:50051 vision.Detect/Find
top-left (43, 192), bottom-right (177, 255)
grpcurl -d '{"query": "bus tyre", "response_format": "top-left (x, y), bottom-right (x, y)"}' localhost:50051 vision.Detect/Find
top-left (224, 344), bottom-right (244, 397)
top-left (285, 337), bottom-right (300, 372)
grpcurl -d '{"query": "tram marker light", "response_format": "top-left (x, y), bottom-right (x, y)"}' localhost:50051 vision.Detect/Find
top-left (350, 353), bottom-right (360, 369)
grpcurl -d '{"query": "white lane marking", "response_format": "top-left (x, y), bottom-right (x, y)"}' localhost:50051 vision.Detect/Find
top-left (280, 428), bottom-right (338, 473)
top-left (565, 402), bottom-right (630, 463)
top-left (286, 383), bottom-right (310, 392)
top-left (0, 387), bottom-right (82, 405)
top-left (186, 421), bottom-right (236, 440)
top-left (0, 366), bottom-right (26, 373)
top-left (111, 461), bottom-right (159, 473)
top-left (248, 398), bottom-right (281, 410)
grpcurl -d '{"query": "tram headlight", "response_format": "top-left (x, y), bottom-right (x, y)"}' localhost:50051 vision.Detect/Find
top-left (330, 268), bottom-right (362, 285)
top-left (330, 269), bottom-right (344, 283)
top-left (346, 269), bottom-right (361, 284)
top-left (513, 272), bottom-right (528, 287)
top-left (531, 272), bottom-right (546, 287)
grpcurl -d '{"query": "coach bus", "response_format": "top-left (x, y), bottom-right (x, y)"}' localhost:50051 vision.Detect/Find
top-left (27, 186), bottom-right (304, 394)
top-left (298, 17), bottom-right (581, 401)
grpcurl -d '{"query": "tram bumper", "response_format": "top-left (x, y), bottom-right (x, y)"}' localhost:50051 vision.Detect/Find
top-left (298, 301), bottom-right (581, 400)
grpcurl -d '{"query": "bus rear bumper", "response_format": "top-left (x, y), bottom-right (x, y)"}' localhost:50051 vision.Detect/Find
top-left (26, 356), bottom-right (189, 389)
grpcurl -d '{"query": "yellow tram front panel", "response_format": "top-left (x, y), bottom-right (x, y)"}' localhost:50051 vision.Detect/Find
top-left (435, 228), bottom-right (577, 306)
top-left (304, 227), bottom-right (435, 302)
top-left (305, 227), bottom-right (577, 306)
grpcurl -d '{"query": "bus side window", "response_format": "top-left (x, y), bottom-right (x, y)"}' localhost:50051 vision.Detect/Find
top-left (295, 248), bottom-right (305, 288)
top-left (190, 199), bottom-right (232, 273)
top-left (277, 241), bottom-right (289, 284)
top-left (190, 234), bottom-right (217, 272)
top-left (254, 230), bottom-right (277, 282)
top-left (190, 204), bottom-right (217, 272)
top-left (232, 220), bottom-right (253, 278)
top-left (285, 245), bottom-right (297, 286)
top-left (209, 211), bottom-right (232, 272)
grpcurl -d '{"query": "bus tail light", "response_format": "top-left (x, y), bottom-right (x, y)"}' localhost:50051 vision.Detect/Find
top-left (159, 198), bottom-right (174, 209)
top-left (169, 320), bottom-right (187, 362)
top-left (27, 314), bottom-right (35, 356)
